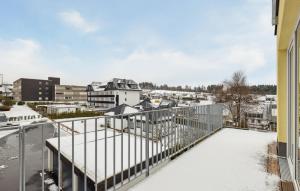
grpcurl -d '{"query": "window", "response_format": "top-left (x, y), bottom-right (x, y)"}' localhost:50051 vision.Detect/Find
top-left (39, 97), bottom-right (42, 101)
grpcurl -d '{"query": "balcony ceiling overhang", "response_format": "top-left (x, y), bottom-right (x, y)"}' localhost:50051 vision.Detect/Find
top-left (277, 0), bottom-right (300, 50)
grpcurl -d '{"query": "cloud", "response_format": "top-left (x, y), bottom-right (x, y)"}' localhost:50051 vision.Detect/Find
top-left (97, 42), bottom-right (267, 86)
top-left (0, 38), bottom-right (62, 83)
top-left (96, 0), bottom-right (275, 86)
top-left (59, 10), bottom-right (99, 33)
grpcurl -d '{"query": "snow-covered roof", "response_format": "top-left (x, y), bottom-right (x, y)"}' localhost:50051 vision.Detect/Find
top-left (105, 104), bottom-right (140, 116)
top-left (159, 99), bottom-right (177, 108)
top-left (46, 129), bottom-right (161, 184)
top-left (47, 104), bottom-right (80, 109)
top-left (0, 105), bottom-right (40, 119)
top-left (135, 99), bottom-right (156, 110)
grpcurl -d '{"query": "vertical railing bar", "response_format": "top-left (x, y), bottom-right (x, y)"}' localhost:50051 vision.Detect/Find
top-left (171, 110), bottom-right (174, 155)
top-left (145, 112), bottom-right (150, 177)
top-left (174, 110), bottom-right (177, 154)
top-left (140, 114), bottom-right (143, 174)
top-left (58, 122), bottom-right (61, 191)
top-left (183, 109), bottom-right (185, 148)
top-left (84, 120), bottom-right (87, 191)
top-left (113, 117), bottom-right (116, 190)
top-left (151, 111), bottom-right (154, 166)
top-left (42, 124), bottom-right (45, 191)
top-left (72, 121), bottom-right (75, 191)
top-left (22, 126), bottom-right (25, 191)
top-left (167, 109), bottom-right (170, 158)
top-left (95, 119), bottom-right (98, 191)
top-left (134, 115), bottom-right (137, 177)
top-left (160, 111), bottom-right (163, 162)
top-left (191, 109), bottom-right (193, 143)
top-left (19, 126), bottom-right (23, 191)
top-left (155, 111), bottom-right (159, 165)
top-left (163, 110), bottom-right (166, 160)
top-left (179, 110), bottom-right (182, 150)
top-left (121, 116), bottom-right (124, 184)
top-left (196, 107), bottom-right (199, 139)
top-left (189, 109), bottom-right (191, 144)
top-left (105, 118), bottom-right (107, 191)
top-left (128, 115), bottom-right (131, 181)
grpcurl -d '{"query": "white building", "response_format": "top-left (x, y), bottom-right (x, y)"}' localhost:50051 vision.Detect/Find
top-left (0, 105), bottom-right (44, 125)
top-left (0, 83), bottom-right (13, 99)
top-left (104, 104), bottom-right (139, 130)
top-left (46, 104), bottom-right (81, 114)
top-left (87, 78), bottom-right (141, 110)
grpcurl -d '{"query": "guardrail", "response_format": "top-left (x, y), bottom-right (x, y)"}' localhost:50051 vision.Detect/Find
top-left (12, 104), bottom-right (223, 191)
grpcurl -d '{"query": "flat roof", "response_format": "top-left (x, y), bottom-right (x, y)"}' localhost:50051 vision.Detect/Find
top-left (46, 126), bottom-right (161, 184)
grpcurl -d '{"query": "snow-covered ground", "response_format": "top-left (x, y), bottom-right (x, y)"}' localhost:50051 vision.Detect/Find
top-left (130, 128), bottom-right (279, 191)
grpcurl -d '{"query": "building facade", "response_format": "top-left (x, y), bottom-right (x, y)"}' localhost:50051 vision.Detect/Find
top-left (13, 77), bottom-right (60, 101)
top-left (87, 78), bottom-right (141, 110)
top-left (0, 83), bottom-right (13, 99)
top-left (273, 0), bottom-right (300, 189)
top-left (54, 85), bottom-right (87, 102)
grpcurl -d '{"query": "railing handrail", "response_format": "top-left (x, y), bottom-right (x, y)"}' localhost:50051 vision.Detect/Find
top-left (13, 104), bottom-right (223, 191)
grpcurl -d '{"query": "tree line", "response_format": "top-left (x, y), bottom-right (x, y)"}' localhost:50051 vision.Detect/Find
top-left (139, 82), bottom-right (276, 95)
top-left (139, 82), bottom-right (206, 92)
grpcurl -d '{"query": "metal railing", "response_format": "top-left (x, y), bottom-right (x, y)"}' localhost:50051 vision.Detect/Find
top-left (3, 104), bottom-right (223, 191)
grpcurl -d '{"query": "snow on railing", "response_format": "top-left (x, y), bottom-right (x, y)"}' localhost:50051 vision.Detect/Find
top-left (15, 104), bottom-right (223, 191)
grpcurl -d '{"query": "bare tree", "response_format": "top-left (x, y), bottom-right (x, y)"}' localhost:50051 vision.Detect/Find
top-left (221, 71), bottom-right (251, 127)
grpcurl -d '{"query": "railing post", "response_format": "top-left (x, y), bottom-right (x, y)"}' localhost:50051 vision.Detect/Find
top-left (207, 105), bottom-right (211, 133)
top-left (19, 126), bottom-right (24, 191)
top-left (22, 126), bottom-right (25, 190)
top-left (145, 112), bottom-right (150, 177)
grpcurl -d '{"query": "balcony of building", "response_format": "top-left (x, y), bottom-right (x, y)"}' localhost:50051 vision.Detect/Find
top-left (0, 104), bottom-right (288, 191)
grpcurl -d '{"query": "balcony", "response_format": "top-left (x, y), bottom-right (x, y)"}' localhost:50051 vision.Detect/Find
top-left (0, 104), bottom-right (282, 191)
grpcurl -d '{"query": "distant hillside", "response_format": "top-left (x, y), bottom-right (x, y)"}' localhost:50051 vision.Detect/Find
top-left (249, 85), bottom-right (277, 95)
top-left (139, 82), bottom-right (277, 95)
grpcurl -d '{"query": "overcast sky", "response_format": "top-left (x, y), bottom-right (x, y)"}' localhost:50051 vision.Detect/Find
top-left (0, 0), bottom-right (276, 86)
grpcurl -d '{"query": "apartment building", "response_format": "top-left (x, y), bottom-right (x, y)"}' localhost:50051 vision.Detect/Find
top-left (0, 83), bottom-right (13, 99)
top-left (54, 85), bottom-right (87, 102)
top-left (273, 0), bottom-right (300, 189)
top-left (87, 78), bottom-right (141, 110)
top-left (13, 77), bottom-right (60, 101)
top-left (245, 107), bottom-right (265, 129)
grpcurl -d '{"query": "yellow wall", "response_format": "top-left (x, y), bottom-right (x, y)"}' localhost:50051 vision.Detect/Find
top-left (277, 50), bottom-right (287, 143)
top-left (276, 0), bottom-right (300, 143)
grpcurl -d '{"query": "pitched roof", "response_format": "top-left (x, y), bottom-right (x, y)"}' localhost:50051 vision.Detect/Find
top-left (105, 104), bottom-right (139, 115)
top-left (88, 78), bottom-right (141, 92)
top-left (135, 99), bottom-right (156, 110)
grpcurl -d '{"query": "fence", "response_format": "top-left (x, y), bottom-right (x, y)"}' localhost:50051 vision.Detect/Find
top-left (9, 104), bottom-right (223, 191)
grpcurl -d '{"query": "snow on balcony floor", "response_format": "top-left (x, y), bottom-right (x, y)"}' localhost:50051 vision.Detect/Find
top-left (130, 128), bottom-right (280, 191)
